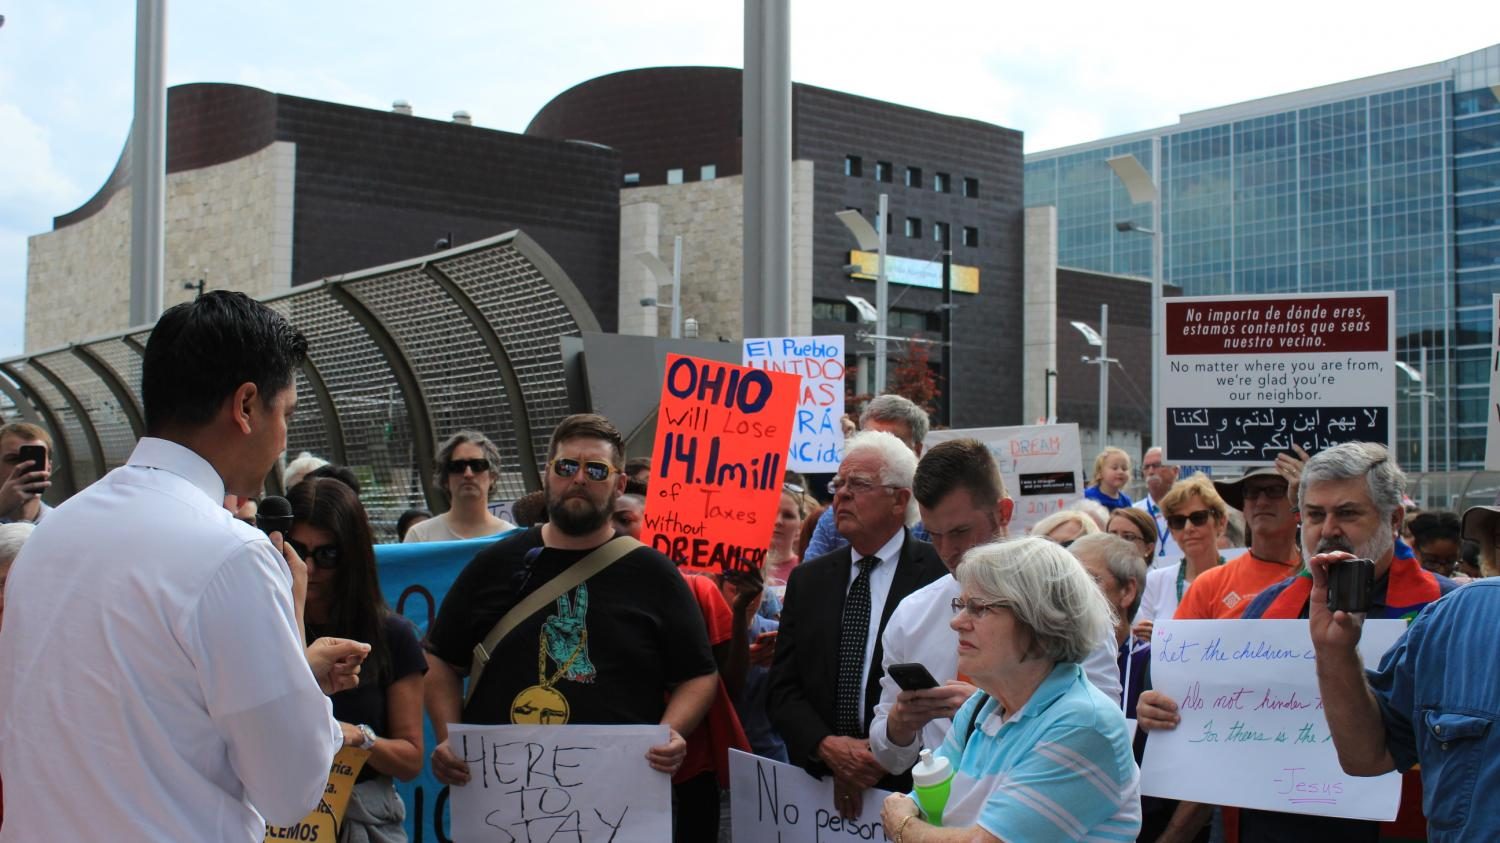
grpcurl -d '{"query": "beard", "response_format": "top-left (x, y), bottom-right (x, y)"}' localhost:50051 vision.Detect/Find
top-left (547, 488), bottom-right (615, 536)
top-left (1305, 517), bottom-right (1393, 563)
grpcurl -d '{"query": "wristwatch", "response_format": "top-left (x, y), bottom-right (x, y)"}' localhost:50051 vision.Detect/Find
top-left (356, 724), bottom-right (377, 750)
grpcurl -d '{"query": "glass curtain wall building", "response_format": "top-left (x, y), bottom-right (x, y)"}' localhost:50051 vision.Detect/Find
top-left (1026, 44), bottom-right (1500, 470)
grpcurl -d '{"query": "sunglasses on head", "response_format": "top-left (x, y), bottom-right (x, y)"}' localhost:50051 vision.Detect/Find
top-left (1166, 509), bottom-right (1215, 530)
top-left (550, 457), bottom-right (619, 482)
top-left (288, 538), bottom-right (340, 570)
top-left (447, 458), bottom-right (490, 475)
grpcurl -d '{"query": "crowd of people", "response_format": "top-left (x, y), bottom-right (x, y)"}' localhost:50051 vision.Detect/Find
top-left (0, 292), bottom-right (1496, 842)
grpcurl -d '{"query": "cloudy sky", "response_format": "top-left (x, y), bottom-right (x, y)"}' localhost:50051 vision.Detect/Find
top-left (0, 1), bottom-right (1490, 356)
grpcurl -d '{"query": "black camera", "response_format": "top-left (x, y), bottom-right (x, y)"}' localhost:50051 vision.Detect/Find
top-left (1326, 558), bottom-right (1375, 614)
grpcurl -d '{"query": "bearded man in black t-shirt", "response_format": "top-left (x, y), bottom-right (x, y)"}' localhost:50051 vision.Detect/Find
top-left (424, 413), bottom-right (718, 787)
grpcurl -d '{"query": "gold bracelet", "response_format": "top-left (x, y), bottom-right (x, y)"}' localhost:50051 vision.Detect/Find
top-left (895, 813), bottom-right (916, 843)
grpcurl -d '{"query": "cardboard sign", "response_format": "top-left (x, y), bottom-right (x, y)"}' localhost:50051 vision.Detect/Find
top-left (925, 424), bottom-right (1084, 535)
top-left (1140, 619), bottom-right (1404, 820)
top-left (447, 723), bottom-right (670, 842)
top-left (729, 750), bottom-right (893, 843)
top-left (1160, 292), bottom-right (1395, 465)
top-left (1487, 294), bottom-right (1500, 471)
top-left (265, 746), bottom-right (371, 842)
top-left (743, 335), bottom-right (846, 473)
top-left (641, 354), bottom-right (800, 575)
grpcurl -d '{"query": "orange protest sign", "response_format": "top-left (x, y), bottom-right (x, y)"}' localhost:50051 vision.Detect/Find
top-left (641, 354), bottom-right (800, 575)
top-left (265, 746), bottom-right (370, 842)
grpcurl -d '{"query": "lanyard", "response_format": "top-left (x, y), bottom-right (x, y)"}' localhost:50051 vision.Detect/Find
top-left (1176, 554), bottom-right (1227, 601)
top-left (1147, 499), bottom-right (1170, 557)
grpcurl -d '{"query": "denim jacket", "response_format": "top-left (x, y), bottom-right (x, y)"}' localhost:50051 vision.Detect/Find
top-left (1368, 580), bottom-right (1500, 840)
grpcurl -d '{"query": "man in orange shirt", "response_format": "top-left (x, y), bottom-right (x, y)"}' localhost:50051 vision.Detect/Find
top-left (1172, 466), bottom-right (1301, 620)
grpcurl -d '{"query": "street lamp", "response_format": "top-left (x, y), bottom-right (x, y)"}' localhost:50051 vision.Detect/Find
top-left (634, 235), bottom-right (683, 339)
top-left (1073, 305), bottom-right (1117, 450)
top-left (1108, 151), bottom-right (1163, 448)
top-left (1396, 349), bottom-right (1436, 477)
top-left (836, 195), bottom-right (888, 394)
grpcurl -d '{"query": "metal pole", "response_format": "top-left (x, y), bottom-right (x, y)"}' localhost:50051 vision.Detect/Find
top-left (129, 0), bottom-right (167, 328)
top-left (1099, 304), bottom-right (1110, 449)
top-left (741, 0), bottom-right (791, 340)
top-left (670, 235), bottom-right (683, 340)
top-left (875, 194), bottom-right (889, 394)
top-left (1420, 346), bottom-right (1430, 476)
top-left (941, 225), bottom-right (953, 425)
top-left (1150, 137), bottom-right (1163, 450)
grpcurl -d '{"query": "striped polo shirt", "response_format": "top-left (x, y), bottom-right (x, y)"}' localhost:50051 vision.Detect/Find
top-left (918, 662), bottom-right (1141, 841)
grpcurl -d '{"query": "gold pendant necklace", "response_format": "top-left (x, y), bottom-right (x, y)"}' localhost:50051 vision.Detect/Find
top-left (510, 628), bottom-right (587, 725)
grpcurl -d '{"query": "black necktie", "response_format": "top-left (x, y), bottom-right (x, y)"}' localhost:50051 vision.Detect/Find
top-left (836, 555), bottom-right (881, 736)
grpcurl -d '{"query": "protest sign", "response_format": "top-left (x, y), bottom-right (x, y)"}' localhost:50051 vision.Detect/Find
top-left (1140, 619), bottom-right (1404, 820)
top-left (1487, 294), bottom-right (1500, 471)
top-left (265, 747), bottom-right (370, 842)
top-left (447, 723), bottom-right (670, 842)
top-left (729, 750), bottom-right (892, 843)
top-left (641, 354), bottom-right (800, 575)
top-left (925, 424), bottom-right (1084, 534)
top-left (743, 335), bottom-right (846, 473)
top-left (1160, 292), bottom-right (1395, 465)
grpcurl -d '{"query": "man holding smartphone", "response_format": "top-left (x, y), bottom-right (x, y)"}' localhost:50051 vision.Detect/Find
top-left (0, 423), bottom-right (53, 524)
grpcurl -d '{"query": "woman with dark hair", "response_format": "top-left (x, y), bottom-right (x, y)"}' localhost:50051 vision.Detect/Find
top-left (288, 478), bottom-right (427, 842)
top-left (1409, 510), bottom-right (1462, 578)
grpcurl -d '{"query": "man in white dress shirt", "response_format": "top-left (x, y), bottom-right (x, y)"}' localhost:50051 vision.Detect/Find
top-left (1133, 446), bottom-right (1181, 565)
top-left (0, 291), bottom-right (368, 842)
top-left (870, 438), bottom-right (1124, 775)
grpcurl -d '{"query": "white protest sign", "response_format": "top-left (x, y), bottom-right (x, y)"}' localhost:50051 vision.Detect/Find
top-left (730, 750), bottom-right (892, 843)
top-left (1140, 619), bottom-right (1405, 820)
top-left (447, 723), bottom-right (670, 842)
top-left (743, 335), bottom-right (847, 473)
top-left (925, 424), bottom-right (1083, 534)
top-left (1487, 294), bottom-right (1500, 471)
top-left (1160, 292), bottom-right (1395, 465)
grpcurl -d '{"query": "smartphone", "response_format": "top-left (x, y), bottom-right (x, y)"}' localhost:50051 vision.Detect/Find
top-left (17, 444), bottom-right (46, 474)
top-left (887, 662), bottom-right (940, 692)
top-left (1326, 558), bottom-right (1375, 614)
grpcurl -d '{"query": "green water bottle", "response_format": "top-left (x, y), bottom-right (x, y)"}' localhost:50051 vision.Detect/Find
top-left (912, 749), bottom-right (954, 826)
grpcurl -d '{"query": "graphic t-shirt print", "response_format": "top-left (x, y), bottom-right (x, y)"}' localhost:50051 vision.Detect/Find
top-left (510, 585), bottom-right (595, 724)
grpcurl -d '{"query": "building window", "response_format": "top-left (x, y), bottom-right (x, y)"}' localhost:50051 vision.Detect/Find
top-left (905, 166), bottom-right (923, 188)
top-left (623, 172), bottom-right (641, 186)
top-left (932, 221), bottom-right (949, 243)
top-left (905, 217), bottom-right (922, 239)
top-left (813, 299), bottom-right (853, 322)
top-left (962, 177), bottom-right (979, 198)
top-left (876, 161), bottom-right (893, 182)
top-left (700, 164), bottom-right (717, 180)
top-left (962, 226), bottom-right (979, 247)
top-left (667, 168), bottom-right (684, 185)
top-left (845, 155), bottom-right (863, 177)
top-left (934, 172), bottom-right (951, 193)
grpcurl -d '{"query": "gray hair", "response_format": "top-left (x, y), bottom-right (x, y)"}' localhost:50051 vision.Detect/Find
top-left (957, 537), bottom-right (1114, 664)
top-left (0, 522), bottom-right (35, 568)
top-left (1068, 498), bottom-right (1110, 529)
top-left (282, 451), bottom-right (328, 490)
top-left (842, 430), bottom-right (919, 525)
top-left (1300, 442), bottom-right (1405, 520)
top-left (859, 394), bottom-right (930, 447)
top-left (433, 430), bottom-right (503, 501)
top-left (1068, 532), bottom-right (1148, 618)
top-left (1030, 509), bottom-right (1102, 540)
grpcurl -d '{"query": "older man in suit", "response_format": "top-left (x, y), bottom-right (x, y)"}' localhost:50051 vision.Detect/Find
top-left (770, 430), bottom-right (946, 819)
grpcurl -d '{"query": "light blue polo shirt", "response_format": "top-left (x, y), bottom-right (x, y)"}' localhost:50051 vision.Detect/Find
top-left (917, 662), bottom-right (1140, 841)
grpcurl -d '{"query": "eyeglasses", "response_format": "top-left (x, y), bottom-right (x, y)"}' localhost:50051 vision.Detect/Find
top-left (550, 457), bottom-right (619, 482)
top-left (1242, 483), bottom-right (1289, 502)
top-left (1110, 530), bottom-right (1147, 545)
top-left (950, 597), bottom-right (1009, 618)
top-left (1142, 462), bottom-right (1163, 471)
top-left (1166, 509), bottom-right (1216, 530)
top-left (447, 458), bottom-right (490, 475)
top-left (828, 475), bottom-right (897, 496)
top-left (288, 538), bottom-right (340, 570)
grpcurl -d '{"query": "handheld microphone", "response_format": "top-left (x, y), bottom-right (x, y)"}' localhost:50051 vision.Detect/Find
top-left (256, 495), bottom-right (295, 539)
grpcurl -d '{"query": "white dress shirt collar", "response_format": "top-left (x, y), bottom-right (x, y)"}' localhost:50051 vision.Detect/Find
top-left (849, 527), bottom-right (907, 573)
top-left (128, 437), bottom-right (227, 505)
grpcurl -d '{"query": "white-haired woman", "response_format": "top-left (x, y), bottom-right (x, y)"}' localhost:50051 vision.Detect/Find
top-left (1030, 509), bottom-right (1101, 547)
top-left (880, 537), bottom-right (1140, 842)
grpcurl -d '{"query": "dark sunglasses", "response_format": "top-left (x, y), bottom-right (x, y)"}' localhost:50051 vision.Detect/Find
top-left (446, 458), bottom-right (490, 475)
top-left (288, 538), bottom-right (340, 570)
top-left (1166, 509), bottom-right (1216, 530)
top-left (551, 457), bottom-right (619, 482)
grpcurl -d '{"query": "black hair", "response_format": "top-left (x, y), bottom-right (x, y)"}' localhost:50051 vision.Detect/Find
top-left (308, 463), bottom-right (362, 496)
top-left (142, 291), bottom-right (308, 434)
top-left (1409, 510), bottom-right (1462, 550)
top-left (396, 509), bottom-right (431, 541)
top-left (287, 477), bottom-right (391, 683)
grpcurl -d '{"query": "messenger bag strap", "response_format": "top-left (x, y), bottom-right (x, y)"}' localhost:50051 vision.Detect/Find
top-left (465, 535), bottom-right (642, 706)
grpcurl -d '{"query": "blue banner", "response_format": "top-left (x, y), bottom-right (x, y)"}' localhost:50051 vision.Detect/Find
top-left (375, 532), bottom-right (515, 843)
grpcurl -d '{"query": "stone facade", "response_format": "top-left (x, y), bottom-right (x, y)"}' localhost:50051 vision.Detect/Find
top-left (618, 162), bottom-right (814, 342)
top-left (25, 141), bottom-right (295, 351)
